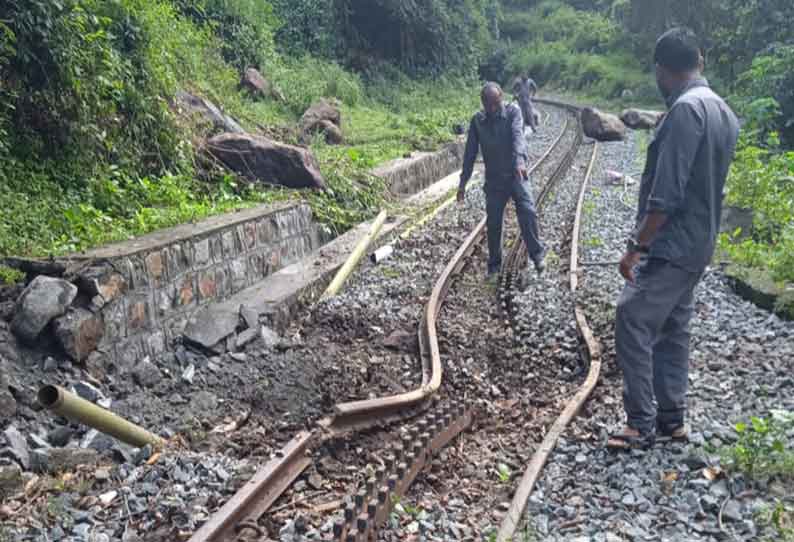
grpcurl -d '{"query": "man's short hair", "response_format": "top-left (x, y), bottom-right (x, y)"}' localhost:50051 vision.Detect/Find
top-left (654, 27), bottom-right (701, 73)
top-left (481, 82), bottom-right (502, 100)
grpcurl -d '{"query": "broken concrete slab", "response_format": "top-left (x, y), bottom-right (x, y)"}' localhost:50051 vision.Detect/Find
top-left (183, 306), bottom-right (240, 350)
top-left (11, 276), bottom-right (78, 344)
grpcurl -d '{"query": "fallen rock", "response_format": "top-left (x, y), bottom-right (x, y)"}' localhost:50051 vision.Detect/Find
top-left (175, 90), bottom-right (245, 135)
top-left (300, 99), bottom-right (343, 144)
top-left (205, 133), bottom-right (326, 190)
top-left (73, 381), bottom-right (105, 403)
top-left (240, 305), bottom-right (259, 330)
top-left (53, 308), bottom-right (104, 362)
top-left (240, 68), bottom-right (283, 101)
top-left (582, 107), bottom-right (627, 142)
top-left (0, 388), bottom-right (15, 419)
top-left (11, 276), bottom-right (78, 344)
top-left (47, 426), bottom-right (73, 447)
top-left (2, 426), bottom-right (30, 470)
top-left (620, 108), bottom-right (664, 130)
top-left (184, 306), bottom-right (240, 350)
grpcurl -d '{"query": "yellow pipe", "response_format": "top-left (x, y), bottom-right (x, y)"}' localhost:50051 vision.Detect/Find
top-left (38, 385), bottom-right (165, 449)
top-left (321, 210), bottom-right (388, 300)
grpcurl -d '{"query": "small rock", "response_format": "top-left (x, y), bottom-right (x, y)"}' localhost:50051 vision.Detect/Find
top-left (307, 473), bottom-right (323, 491)
top-left (261, 326), bottom-right (280, 349)
top-left (0, 387), bottom-right (16, 419)
top-left (2, 426), bottom-right (30, 470)
top-left (73, 381), bottom-right (104, 403)
top-left (99, 490), bottom-right (118, 506)
top-left (230, 352), bottom-right (248, 363)
top-left (236, 328), bottom-right (259, 349)
top-left (132, 360), bottom-right (161, 388)
top-left (182, 364), bottom-right (196, 384)
top-left (48, 426), bottom-right (73, 447)
top-left (53, 308), bottom-right (104, 362)
top-left (94, 467), bottom-right (111, 481)
top-left (43, 356), bottom-right (59, 372)
top-left (722, 499), bottom-right (743, 523)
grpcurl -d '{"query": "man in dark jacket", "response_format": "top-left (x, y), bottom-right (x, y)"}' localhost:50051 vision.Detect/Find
top-left (608, 28), bottom-right (740, 450)
top-left (458, 83), bottom-right (546, 282)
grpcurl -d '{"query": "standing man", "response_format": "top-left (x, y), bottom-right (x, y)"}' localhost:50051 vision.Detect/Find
top-left (608, 28), bottom-right (739, 450)
top-left (458, 83), bottom-right (546, 283)
top-left (513, 75), bottom-right (539, 134)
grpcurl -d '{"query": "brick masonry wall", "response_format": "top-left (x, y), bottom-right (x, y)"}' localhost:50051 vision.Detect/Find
top-left (65, 202), bottom-right (318, 370)
top-left (374, 140), bottom-right (465, 197)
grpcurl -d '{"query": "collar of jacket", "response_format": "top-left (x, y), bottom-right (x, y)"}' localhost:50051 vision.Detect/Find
top-left (665, 76), bottom-right (710, 109)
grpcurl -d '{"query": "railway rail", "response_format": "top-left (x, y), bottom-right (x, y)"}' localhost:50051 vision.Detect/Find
top-left (189, 99), bottom-right (593, 542)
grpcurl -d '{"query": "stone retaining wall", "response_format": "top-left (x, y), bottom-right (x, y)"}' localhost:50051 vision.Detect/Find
top-left (375, 139), bottom-right (465, 197)
top-left (66, 202), bottom-right (319, 369)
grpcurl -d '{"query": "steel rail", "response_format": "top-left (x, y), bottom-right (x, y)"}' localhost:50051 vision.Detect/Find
top-left (188, 101), bottom-right (577, 542)
top-left (497, 139), bottom-right (603, 542)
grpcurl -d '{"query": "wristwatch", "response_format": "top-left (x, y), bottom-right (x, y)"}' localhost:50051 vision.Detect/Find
top-left (626, 238), bottom-right (650, 254)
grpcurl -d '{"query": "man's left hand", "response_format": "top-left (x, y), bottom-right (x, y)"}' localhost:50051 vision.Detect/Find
top-left (516, 167), bottom-right (527, 180)
top-left (619, 251), bottom-right (642, 283)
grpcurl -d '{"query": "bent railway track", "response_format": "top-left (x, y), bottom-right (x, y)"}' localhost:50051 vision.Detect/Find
top-left (189, 100), bottom-right (589, 542)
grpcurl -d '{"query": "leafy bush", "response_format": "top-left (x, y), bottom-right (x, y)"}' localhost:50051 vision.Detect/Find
top-left (723, 411), bottom-right (794, 480)
top-left (720, 134), bottom-right (794, 283)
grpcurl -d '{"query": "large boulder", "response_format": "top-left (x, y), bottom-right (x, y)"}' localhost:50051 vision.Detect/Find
top-left (581, 107), bottom-right (627, 142)
top-left (205, 133), bottom-right (326, 190)
top-left (620, 109), bottom-right (665, 130)
top-left (175, 90), bottom-right (245, 135)
top-left (53, 308), bottom-right (104, 362)
top-left (300, 99), bottom-right (343, 144)
top-left (11, 276), bottom-right (78, 344)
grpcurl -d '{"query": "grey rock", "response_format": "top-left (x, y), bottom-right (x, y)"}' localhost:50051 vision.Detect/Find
top-left (175, 90), bottom-right (245, 135)
top-left (184, 306), bottom-right (240, 350)
top-left (236, 328), bottom-right (259, 349)
top-left (48, 426), bottom-right (73, 447)
top-left (190, 390), bottom-right (218, 412)
top-left (132, 360), bottom-right (161, 388)
top-left (182, 364), bottom-right (196, 384)
top-left (300, 98), bottom-right (343, 145)
top-left (11, 276), bottom-right (78, 343)
top-left (73, 381), bottom-right (105, 403)
top-left (230, 352), bottom-right (247, 362)
top-left (43, 356), bottom-right (59, 372)
top-left (205, 133), bottom-right (326, 190)
top-left (0, 386), bottom-right (16, 419)
top-left (722, 500), bottom-right (743, 523)
top-left (3, 425), bottom-right (30, 469)
top-left (240, 305), bottom-right (259, 330)
top-left (261, 326), bottom-right (281, 349)
top-left (28, 433), bottom-right (51, 450)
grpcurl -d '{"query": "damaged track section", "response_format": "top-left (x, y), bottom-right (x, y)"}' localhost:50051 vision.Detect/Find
top-left (188, 102), bottom-right (574, 542)
top-left (332, 401), bottom-right (473, 541)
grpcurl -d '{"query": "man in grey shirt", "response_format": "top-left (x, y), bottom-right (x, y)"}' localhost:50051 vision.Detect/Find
top-left (513, 75), bottom-right (539, 133)
top-left (608, 28), bottom-right (740, 450)
top-left (458, 83), bottom-right (546, 282)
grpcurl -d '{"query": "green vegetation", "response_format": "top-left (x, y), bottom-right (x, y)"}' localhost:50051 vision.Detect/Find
top-left (723, 411), bottom-right (794, 480)
top-left (756, 501), bottom-right (794, 542)
top-left (0, 0), bottom-right (481, 257)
